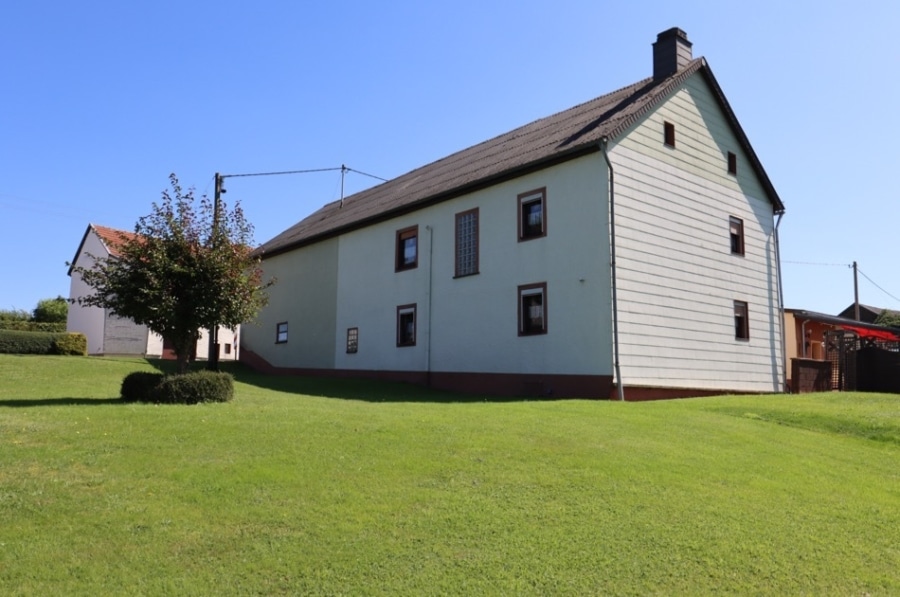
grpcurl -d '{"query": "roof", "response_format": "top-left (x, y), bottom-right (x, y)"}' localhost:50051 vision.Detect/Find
top-left (255, 59), bottom-right (784, 258)
top-left (836, 303), bottom-right (900, 323)
top-left (67, 224), bottom-right (138, 276)
top-left (787, 308), bottom-right (900, 334)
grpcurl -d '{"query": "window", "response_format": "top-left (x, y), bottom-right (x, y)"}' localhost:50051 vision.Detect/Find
top-left (395, 226), bottom-right (418, 271)
top-left (518, 188), bottom-right (546, 241)
top-left (396, 304), bottom-right (417, 347)
top-left (518, 283), bottom-right (547, 336)
top-left (729, 216), bottom-right (745, 256)
top-left (664, 121), bottom-right (676, 147)
top-left (734, 301), bottom-right (749, 340)
top-left (275, 322), bottom-right (288, 344)
top-left (455, 208), bottom-right (479, 277)
top-left (224, 343), bottom-right (232, 355)
top-left (727, 151), bottom-right (737, 175)
top-left (346, 327), bottom-right (358, 354)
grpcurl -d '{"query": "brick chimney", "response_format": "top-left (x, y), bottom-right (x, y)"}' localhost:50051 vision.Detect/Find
top-left (653, 28), bottom-right (693, 80)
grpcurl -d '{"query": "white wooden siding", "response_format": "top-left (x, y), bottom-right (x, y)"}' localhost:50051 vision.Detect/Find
top-left (609, 73), bottom-right (782, 392)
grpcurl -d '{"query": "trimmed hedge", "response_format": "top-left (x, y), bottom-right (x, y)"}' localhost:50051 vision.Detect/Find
top-left (0, 330), bottom-right (87, 355)
top-left (121, 370), bottom-right (234, 404)
top-left (0, 321), bottom-right (67, 333)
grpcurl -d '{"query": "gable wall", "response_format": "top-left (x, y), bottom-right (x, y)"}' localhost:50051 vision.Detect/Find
top-left (610, 73), bottom-right (782, 392)
top-left (242, 237), bottom-right (339, 368)
top-left (332, 154), bottom-right (613, 378)
top-left (67, 230), bottom-right (113, 355)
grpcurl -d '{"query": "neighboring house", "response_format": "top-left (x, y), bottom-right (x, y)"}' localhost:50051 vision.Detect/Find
top-left (836, 303), bottom-right (900, 325)
top-left (241, 28), bottom-right (787, 399)
top-left (67, 223), bottom-right (239, 360)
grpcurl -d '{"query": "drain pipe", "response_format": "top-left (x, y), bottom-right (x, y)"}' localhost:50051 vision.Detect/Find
top-left (774, 212), bottom-right (787, 392)
top-left (425, 224), bottom-right (435, 387)
top-left (601, 138), bottom-right (625, 401)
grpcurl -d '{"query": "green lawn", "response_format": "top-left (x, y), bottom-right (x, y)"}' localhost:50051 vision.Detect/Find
top-left (1, 355), bottom-right (898, 595)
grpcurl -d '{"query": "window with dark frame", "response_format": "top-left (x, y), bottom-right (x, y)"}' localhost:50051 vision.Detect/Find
top-left (518, 188), bottom-right (546, 241)
top-left (734, 301), bottom-right (749, 340)
top-left (224, 343), bottom-right (232, 355)
top-left (727, 151), bottom-right (737, 175)
top-left (395, 226), bottom-right (418, 271)
top-left (518, 283), bottom-right (547, 336)
top-left (455, 208), bottom-right (479, 277)
top-left (275, 321), bottom-right (288, 344)
top-left (730, 216), bottom-right (745, 255)
top-left (396, 304), bottom-right (417, 347)
top-left (664, 121), bottom-right (676, 147)
top-left (346, 327), bottom-right (358, 354)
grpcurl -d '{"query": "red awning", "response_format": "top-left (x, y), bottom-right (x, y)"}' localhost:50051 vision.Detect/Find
top-left (838, 325), bottom-right (900, 341)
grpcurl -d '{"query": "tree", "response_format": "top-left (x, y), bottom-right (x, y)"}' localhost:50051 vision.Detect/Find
top-left (73, 174), bottom-right (273, 374)
top-left (33, 296), bottom-right (69, 323)
top-left (874, 309), bottom-right (900, 328)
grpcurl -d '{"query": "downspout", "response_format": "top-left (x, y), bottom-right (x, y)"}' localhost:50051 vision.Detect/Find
top-left (774, 212), bottom-right (787, 392)
top-left (601, 138), bottom-right (625, 401)
top-left (425, 224), bottom-right (435, 387)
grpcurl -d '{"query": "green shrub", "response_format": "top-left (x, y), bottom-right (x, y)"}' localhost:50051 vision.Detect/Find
top-left (32, 296), bottom-right (69, 323)
top-left (121, 372), bottom-right (166, 402)
top-left (158, 371), bottom-right (234, 404)
top-left (0, 330), bottom-right (58, 354)
top-left (121, 370), bottom-right (233, 404)
top-left (0, 321), bottom-right (67, 333)
top-left (0, 308), bottom-right (29, 321)
top-left (0, 330), bottom-right (87, 355)
top-left (51, 333), bottom-right (87, 356)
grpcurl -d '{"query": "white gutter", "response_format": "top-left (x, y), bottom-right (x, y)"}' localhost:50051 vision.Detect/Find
top-left (601, 138), bottom-right (625, 402)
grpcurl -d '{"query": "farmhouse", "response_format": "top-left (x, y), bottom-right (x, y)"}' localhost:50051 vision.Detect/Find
top-left (67, 223), bottom-right (239, 361)
top-left (241, 28), bottom-right (787, 399)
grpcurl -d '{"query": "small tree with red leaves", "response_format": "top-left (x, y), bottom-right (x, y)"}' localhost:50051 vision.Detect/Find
top-left (74, 174), bottom-right (273, 374)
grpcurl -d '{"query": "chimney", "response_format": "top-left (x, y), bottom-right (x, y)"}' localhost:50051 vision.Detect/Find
top-left (653, 27), bottom-right (693, 80)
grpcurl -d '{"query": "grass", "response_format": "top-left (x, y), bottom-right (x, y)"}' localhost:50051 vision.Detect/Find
top-left (1, 354), bottom-right (898, 595)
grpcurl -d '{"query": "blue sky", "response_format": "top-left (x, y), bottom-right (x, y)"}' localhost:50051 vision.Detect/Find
top-left (2, 1), bottom-right (898, 316)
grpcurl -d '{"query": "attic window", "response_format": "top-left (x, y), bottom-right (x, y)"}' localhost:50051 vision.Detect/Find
top-left (395, 226), bottom-right (418, 271)
top-left (664, 122), bottom-right (676, 147)
top-left (728, 151), bottom-right (737, 175)
top-left (518, 188), bottom-right (547, 241)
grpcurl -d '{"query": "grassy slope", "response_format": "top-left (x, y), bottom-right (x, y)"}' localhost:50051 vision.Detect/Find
top-left (0, 355), bottom-right (898, 595)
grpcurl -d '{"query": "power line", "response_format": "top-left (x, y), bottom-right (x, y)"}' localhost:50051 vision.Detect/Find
top-left (857, 267), bottom-right (900, 304)
top-left (782, 260), bottom-right (849, 267)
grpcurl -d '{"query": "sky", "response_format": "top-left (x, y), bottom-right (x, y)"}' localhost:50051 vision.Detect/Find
top-left (2, 0), bottom-right (898, 317)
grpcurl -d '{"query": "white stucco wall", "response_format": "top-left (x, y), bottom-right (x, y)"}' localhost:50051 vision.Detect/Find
top-left (67, 230), bottom-right (112, 355)
top-left (332, 154), bottom-right (614, 376)
top-left (243, 237), bottom-right (339, 368)
top-left (609, 72), bottom-right (783, 392)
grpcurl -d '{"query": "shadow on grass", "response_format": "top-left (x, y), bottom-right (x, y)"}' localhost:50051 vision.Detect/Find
top-left (0, 397), bottom-right (123, 407)
top-left (194, 360), bottom-right (535, 404)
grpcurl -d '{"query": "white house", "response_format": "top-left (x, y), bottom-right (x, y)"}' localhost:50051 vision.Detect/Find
top-left (241, 28), bottom-right (786, 399)
top-left (67, 223), bottom-right (239, 361)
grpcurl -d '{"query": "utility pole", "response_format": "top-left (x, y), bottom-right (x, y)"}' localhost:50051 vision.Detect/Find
top-left (853, 260), bottom-right (860, 321)
top-left (207, 172), bottom-right (223, 371)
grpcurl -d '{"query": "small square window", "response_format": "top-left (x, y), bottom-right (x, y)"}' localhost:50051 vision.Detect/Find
top-left (519, 283), bottom-right (547, 336)
top-left (727, 151), bottom-right (737, 175)
top-left (346, 327), bottom-right (358, 354)
top-left (455, 208), bottom-right (479, 277)
top-left (730, 216), bottom-right (745, 256)
top-left (734, 301), bottom-right (749, 340)
top-left (275, 322), bottom-right (288, 344)
top-left (397, 304), bottom-right (417, 347)
top-left (664, 121), bottom-right (676, 147)
top-left (395, 226), bottom-right (418, 271)
top-left (518, 188), bottom-right (546, 241)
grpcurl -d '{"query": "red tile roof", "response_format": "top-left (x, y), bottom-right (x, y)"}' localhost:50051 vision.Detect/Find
top-left (91, 224), bottom-right (139, 258)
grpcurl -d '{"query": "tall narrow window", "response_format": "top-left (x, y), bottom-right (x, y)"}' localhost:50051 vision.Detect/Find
top-left (727, 151), bottom-right (737, 175)
top-left (275, 322), bottom-right (288, 344)
top-left (455, 208), bottom-right (479, 277)
top-left (518, 283), bottom-right (547, 336)
top-left (397, 304), bottom-right (417, 347)
top-left (395, 226), bottom-right (418, 271)
top-left (518, 188), bottom-right (547, 241)
top-left (734, 301), bottom-right (749, 340)
top-left (346, 327), bottom-right (358, 354)
top-left (730, 216), bottom-right (745, 255)
top-left (664, 121), bottom-right (676, 147)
